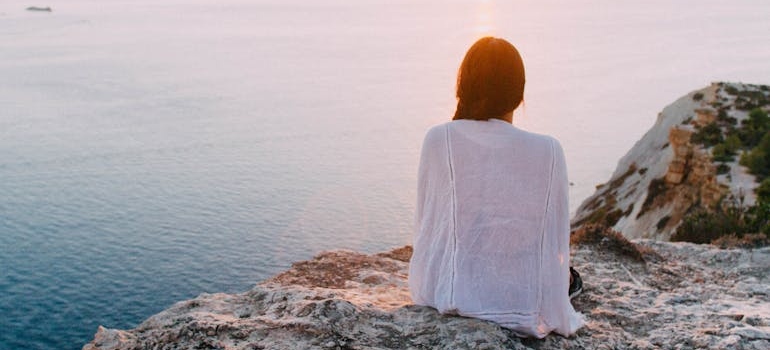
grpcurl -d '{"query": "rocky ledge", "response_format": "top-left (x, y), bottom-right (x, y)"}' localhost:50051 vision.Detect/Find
top-left (84, 235), bottom-right (770, 350)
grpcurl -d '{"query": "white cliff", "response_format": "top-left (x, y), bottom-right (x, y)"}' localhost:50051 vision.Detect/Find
top-left (572, 82), bottom-right (770, 240)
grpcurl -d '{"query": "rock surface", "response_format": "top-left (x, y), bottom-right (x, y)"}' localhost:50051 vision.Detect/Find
top-left (84, 243), bottom-right (770, 350)
top-left (572, 82), bottom-right (770, 240)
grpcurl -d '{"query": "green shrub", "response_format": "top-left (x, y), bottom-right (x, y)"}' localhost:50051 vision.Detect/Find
top-left (757, 178), bottom-right (770, 203)
top-left (717, 109), bottom-right (728, 119)
top-left (740, 132), bottom-right (770, 180)
top-left (716, 109), bottom-right (737, 126)
top-left (734, 90), bottom-right (769, 110)
top-left (745, 202), bottom-right (770, 235)
top-left (693, 92), bottom-right (704, 101)
top-left (712, 145), bottom-right (732, 162)
top-left (691, 122), bottom-right (723, 147)
top-left (738, 108), bottom-right (770, 148)
top-left (671, 207), bottom-right (744, 244)
top-left (716, 163), bottom-right (730, 174)
top-left (749, 108), bottom-right (769, 122)
top-left (725, 133), bottom-right (742, 149)
top-left (672, 200), bottom-right (769, 245)
top-left (711, 134), bottom-right (740, 162)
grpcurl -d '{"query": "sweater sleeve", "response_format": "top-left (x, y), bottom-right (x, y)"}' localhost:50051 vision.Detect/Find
top-left (539, 138), bottom-right (584, 337)
top-left (409, 125), bottom-right (455, 308)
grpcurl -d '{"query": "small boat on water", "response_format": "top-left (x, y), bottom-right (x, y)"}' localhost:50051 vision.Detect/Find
top-left (26, 6), bottom-right (52, 12)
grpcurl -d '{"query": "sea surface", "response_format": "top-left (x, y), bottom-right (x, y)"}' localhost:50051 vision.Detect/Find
top-left (1, 0), bottom-right (769, 348)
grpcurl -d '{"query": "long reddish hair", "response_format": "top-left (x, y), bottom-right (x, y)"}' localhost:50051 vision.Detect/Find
top-left (453, 37), bottom-right (525, 121)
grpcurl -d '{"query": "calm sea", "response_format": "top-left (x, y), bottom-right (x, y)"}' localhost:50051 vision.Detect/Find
top-left (1, 0), bottom-right (769, 348)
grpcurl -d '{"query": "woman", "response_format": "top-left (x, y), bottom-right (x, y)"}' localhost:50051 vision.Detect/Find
top-left (408, 37), bottom-right (584, 338)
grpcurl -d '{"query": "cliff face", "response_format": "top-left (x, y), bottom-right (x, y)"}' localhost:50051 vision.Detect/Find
top-left (572, 82), bottom-right (769, 240)
top-left (84, 242), bottom-right (770, 350)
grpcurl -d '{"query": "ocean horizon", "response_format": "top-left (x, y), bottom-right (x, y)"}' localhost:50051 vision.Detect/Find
top-left (2, 0), bottom-right (770, 348)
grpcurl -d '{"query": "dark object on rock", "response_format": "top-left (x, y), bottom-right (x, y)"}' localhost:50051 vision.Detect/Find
top-left (569, 267), bottom-right (583, 300)
top-left (26, 6), bottom-right (52, 12)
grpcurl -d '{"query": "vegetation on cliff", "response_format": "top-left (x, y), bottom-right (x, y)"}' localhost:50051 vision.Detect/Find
top-left (573, 82), bottom-right (769, 244)
top-left (674, 88), bottom-right (770, 245)
top-left (671, 203), bottom-right (770, 246)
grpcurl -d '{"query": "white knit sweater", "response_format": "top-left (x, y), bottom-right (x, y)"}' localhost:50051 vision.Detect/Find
top-left (408, 119), bottom-right (584, 338)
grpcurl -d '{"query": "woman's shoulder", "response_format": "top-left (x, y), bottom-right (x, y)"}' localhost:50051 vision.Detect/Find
top-left (497, 123), bottom-right (563, 156)
top-left (510, 126), bottom-right (559, 145)
top-left (521, 130), bottom-right (565, 164)
top-left (425, 122), bottom-right (449, 136)
top-left (421, 122), bottom-right (452, 147)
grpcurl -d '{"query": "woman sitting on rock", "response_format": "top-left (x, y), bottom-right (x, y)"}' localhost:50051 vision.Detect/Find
top-left (408, 37), bottom-right (584, 338)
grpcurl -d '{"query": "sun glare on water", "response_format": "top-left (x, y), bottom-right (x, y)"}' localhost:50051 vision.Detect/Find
top-left (475, 0), bottom-right (496, 37)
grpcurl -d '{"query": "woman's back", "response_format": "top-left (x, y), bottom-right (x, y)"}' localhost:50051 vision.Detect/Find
top-left (408, 119), bottom-right (583, 338)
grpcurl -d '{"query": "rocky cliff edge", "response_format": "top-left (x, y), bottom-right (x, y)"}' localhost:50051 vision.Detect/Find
top-left (84, 237), bottom-right (770, 350)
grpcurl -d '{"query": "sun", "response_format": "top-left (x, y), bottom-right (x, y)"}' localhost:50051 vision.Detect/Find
top-left (475, 0), bottom-right (495, 37)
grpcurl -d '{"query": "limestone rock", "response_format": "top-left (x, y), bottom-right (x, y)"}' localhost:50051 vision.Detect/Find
top-left (83, 243), bottom-right (770, 350)
top-left (572, 82), bottom-right (770, 240)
